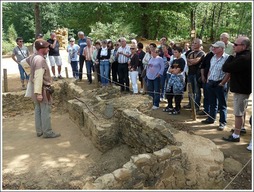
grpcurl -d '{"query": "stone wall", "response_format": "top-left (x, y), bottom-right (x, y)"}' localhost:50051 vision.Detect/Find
top-left (2, 81), bottom-right (226, 190)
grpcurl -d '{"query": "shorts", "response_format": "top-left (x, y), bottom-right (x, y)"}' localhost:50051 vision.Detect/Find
top-left (49, 56), bottom-right (62, 66)
top-left (233, 93), bottom-right (250, 116)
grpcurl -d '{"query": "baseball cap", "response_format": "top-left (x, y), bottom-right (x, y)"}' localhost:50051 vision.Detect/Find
top-left (35, 39), bottom-right (50, 50)
top-left (70, 38), bottom-right (75, 42)
top-left (211, 41), bottom-right (225, 48)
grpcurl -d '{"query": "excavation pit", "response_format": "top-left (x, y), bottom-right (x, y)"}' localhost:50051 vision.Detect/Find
top-left (2, 79), bottom-right (228, 190)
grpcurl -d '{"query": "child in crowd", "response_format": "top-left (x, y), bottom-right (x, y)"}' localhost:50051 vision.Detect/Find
top-left (164, 46), bottom-right (186, 115)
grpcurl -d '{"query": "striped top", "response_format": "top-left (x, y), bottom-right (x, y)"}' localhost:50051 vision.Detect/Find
top-left (208, 53), bottom-right (229, 81)
top-left (117, 45), bottom-right (131, 63)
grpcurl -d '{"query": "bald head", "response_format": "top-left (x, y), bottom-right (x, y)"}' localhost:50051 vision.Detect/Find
top-left (234, 36), bottom-right (250, 53)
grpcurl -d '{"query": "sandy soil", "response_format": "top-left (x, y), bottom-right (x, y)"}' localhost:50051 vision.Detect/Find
top-left (1, 51), bottom-right (252, 190)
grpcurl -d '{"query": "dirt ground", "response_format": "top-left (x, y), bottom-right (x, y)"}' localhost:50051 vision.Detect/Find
top-left (1, 51), bottom-right (252, 190)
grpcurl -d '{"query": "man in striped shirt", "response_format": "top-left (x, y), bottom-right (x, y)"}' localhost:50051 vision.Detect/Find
top-left (201, 41), bottom-right (230, 131)
top-left (116, 37), bottom-right (131, 92)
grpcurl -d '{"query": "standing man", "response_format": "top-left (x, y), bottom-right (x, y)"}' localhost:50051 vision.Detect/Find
top-left (222, 36), bottom-right (251, 142)
top-left (27, 39), bottom-right (61, 138)
top-left (47, 32), bottom-right (63, 81)
top-left (201, 41), bottom-right (230, 130)
top-left (83, 37), bottom-right (94, 84)
top-left (117, 37), bottom-right (131, 92)
top-left (184, 38), bottom-right (205, 111)
top-left (12, 37), bottom-right (30, 90)
top-left (77, 31), bottom-right (87, 81)
top-left (220, 32), bottom-right (234, 55)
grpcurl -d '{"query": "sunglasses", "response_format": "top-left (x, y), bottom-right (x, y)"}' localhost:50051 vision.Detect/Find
top-left (70, 41), bottom-right (74, 42)
top-left (18, 41), bottom-right (23, 42)
top-left (233, 43), bottom-right (244, 46)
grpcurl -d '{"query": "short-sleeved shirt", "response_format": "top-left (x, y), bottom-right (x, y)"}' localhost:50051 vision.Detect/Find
top-left (12, 46), bottom-right (30, 62)
top-left (78, 38), bottom-right (87, 55)
top-left (208, 52), bottom-right (229, 81)
top-left (117, 46), bottom-right (131, 63)
top-left (187, 50), bottom-right (205, 75)
top-left (67, 44), bottom-right (80, 62)
top-left (47, 39), bottom-right (60, 56)
top-left (146, 56), bottom-right (165, 80)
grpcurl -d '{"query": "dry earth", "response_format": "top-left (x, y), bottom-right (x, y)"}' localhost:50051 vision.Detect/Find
top-left (1, 50), bottom-right (252, 190)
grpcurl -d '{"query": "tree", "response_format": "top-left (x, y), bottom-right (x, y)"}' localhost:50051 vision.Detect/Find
top-left (34, 3), bottom-right (42, 38)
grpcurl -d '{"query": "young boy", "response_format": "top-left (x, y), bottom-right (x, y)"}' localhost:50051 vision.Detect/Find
top-left (164, 46), bottom-right (186, 115)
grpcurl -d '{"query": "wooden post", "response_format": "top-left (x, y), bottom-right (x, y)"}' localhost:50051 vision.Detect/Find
top-left (93, 64), bottom-right (99, 87)
top-left (65, 67), bottom-right (69, 79)
top-left (3, 69), bottom-right (8, 92)
top-left (187, 83), bottom-right (196, 120)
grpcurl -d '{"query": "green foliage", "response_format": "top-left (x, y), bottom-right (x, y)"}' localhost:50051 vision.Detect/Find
top-left (88, 21), bottom-right (137, 43)
top-left (2, 2), bottom-right (252, 44)
top-left (2, 41), bottom-right (15, 55)
top-left (7, 24), bottom-right (17, 44)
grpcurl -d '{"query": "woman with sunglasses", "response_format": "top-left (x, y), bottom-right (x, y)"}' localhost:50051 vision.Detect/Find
top-left (67, 38), bottom-right (80, 79)
top-left (12, 37), bottom-right (30, 90)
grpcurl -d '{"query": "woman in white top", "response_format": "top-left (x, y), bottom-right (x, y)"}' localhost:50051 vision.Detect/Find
top-left (67, 38), bottom-right (80, 79)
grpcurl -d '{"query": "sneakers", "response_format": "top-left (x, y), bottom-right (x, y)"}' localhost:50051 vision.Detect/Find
top-left (151, 105), bottom-right (159, 110)
top-left (53, 76), bottom-right (58, 81)
top-left (230, 128), bottom-right (246, 135)
top-left (247, 142), bottom-right (252, 151)
top-left (140, 89), bottom-right (143, 94)
top-left (58, 75), bottom-right (64, 79)
top-left (43, 132), bottom-right (61, 138)
top-left (218, 123), bottom-right (226, 131)
top-left (162, 107), bottom-right (173, 112)
top-left (22, 84), bottom-right (26, 90)
top-left (168, 109), bottom-right (180, 115)
top-left (222, 135), bottom-right (240, 142)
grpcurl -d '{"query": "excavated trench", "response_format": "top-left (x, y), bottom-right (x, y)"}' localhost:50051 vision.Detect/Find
top-left (2, 79), bottom-right (227, 190)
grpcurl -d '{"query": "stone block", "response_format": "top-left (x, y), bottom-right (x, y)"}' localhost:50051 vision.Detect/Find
top-left (154, 148), bottom-right (172, 162)
top-left (113, 168), bottom-right (131, 181)
top-left (223, 157), bottom-right (243, 175)
top-left (131, 154), bottom-right (153, 167)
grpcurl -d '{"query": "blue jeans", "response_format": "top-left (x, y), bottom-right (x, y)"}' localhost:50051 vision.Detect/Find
top-left (206, 81), bottom-right (228, 124)
top-left (70, 61), bottom-right (78, 78)
top-left (18, 64), bottom-right (29, 80)
top-left (86, 60), bottom-right (93, 83)
top-left (187, 74), bottom-right (201, 109)
top-left (100, 60), bottom-right (110, 85)
top-left (160, 67), bottom-right (168, 99)
top-left (147, 77), bottom-right (161, 107)
top-left (202, 82), bottom-right (210, 113)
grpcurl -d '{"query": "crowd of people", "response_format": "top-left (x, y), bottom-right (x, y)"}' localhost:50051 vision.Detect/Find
top-left (11, 31), bottom-right (252, 151)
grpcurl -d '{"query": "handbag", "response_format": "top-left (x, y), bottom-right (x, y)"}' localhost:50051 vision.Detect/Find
top-left (20, 58), bottom-right (31, 75)
top-left (17, 46), bottom-right (31, 75)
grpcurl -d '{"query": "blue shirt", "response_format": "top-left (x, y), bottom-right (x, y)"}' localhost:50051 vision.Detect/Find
top-left (78, 38), bottom-right (87, 55)
top-left (146, 56), bottom-right (164, 80)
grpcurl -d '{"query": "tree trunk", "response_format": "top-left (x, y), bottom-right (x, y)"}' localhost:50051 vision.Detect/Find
top-left (190, 7), bottom-right (196, 41)
top-left (34, 3), bottom-right (41, 39)
top-left (140, 3), bottom-right (149, 39)
top-left (214, 2), bottom-right (223, 39)
top-left (210, 4), bottom-right (217, 42)
top-left (198, 6), bottom-right (208, 39)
